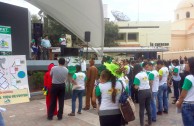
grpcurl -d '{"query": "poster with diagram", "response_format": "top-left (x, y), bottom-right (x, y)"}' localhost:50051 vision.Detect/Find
top-left (0, 25), bottom-right (12, 52)
top-left (0, 55), bottom-right (29, 105)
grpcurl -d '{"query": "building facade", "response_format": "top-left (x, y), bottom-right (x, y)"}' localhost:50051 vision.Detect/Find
top-left (161, 0), bottom-right (194, 60)
top-left (115, 21), bottom-right (171, 47)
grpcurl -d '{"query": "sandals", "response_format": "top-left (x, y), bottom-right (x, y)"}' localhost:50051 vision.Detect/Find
top-left (68, 113), bottom-right (75, 116)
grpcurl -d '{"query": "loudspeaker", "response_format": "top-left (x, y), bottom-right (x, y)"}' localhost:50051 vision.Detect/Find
top-left (85, 31), bottom-right (90, 42)
top-left (61, 48), bottom-right (79, 56)
top-left (33, 23), bottom-right (43, 38)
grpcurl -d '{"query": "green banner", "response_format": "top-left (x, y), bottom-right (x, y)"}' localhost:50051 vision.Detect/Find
top-left (0, 25), bottom-right (11, 34)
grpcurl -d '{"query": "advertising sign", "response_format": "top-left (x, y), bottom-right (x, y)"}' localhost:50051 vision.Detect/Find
top-left (0, 25), bottom-right (12, 52)
top-left (0, 55), bottom-right (30, 105)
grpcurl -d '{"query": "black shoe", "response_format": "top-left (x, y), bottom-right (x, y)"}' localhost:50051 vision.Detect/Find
top-left (47, 117), bottom-right (53, 120)
top-left (163, 111), bottom-right (168, 114)
top-left (157, 111), bottom-right (162, 115)
top-left (58, 117), bottom-right (62, 120)
top-left (57, 115), bottom-right (62, 120)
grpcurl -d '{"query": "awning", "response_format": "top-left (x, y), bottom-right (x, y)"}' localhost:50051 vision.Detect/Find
top-left (25, 0), bottom-right (104, 49)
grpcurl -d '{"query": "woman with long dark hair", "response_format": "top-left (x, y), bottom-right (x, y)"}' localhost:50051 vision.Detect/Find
top-left (96, 68), bottom-right (129, 126)
top-left (176, 57), bottom-right (194, 126)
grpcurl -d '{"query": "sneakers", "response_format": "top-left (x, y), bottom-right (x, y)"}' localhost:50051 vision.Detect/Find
top-left (68, 113), bottom-right (75, 116)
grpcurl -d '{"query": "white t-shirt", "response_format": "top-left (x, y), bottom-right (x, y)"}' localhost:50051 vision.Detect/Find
top-left (59, 38), bottom-right (66, 45)
top-left (159, 67), bottom-right (169, 86)
top-left (119, 76), bottom-right (129, 85)
top-left (148, 70), bottom-right (159, 92)
top-left (95, 81), bottom-right (128, 110)
top-left (72, 72), bottom-right (86, 90)
top-left (134, 71), bottom-right (150, 90)
top-left (172, 66), bottom-right (181, 81)
top-left (182, 75), bottom-right (194, 101)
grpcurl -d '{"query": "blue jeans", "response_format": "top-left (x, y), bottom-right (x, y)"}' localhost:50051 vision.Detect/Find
top-left (72, 90), bottom-right (84, 113)
top-left (182, 103), bottom-right (194, 126)
top-left (151, 92), bottom-right (158, 121)
top-left (0, 112), bottom-right (5, 126)
top-left (157, 83), bottom-right (168, 112)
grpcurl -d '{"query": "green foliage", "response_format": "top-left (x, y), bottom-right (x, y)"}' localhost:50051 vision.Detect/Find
top-left (31, 14), bottom-right (40, 23)
top-left (43, 15), bottom-right (75, 47)
top-left (104, 21), bottom-right (119, 47)
top-left (32, 72), bottom-right (44, 89)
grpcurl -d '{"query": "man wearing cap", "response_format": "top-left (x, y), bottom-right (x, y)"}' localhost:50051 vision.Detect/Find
top-left (59, 34), bottom-right (67, 56)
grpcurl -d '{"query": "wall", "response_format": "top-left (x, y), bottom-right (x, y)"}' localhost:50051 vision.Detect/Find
top-left (115, 21), bottom-right (171, 47)
top-left (0, 2), bottom-right (31, 59)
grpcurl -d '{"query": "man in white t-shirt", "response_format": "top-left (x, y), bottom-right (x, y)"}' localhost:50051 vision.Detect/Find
top-left (148, 62), bottom-right (159, 122)
top-left (59, 34), bottom-right (67, 56)
top-left (157, 60), bottom-right (169, 115)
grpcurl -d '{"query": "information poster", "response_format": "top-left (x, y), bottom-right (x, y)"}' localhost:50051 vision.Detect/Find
top-left (0, 25), bottom-right (12, 52)
top-left (0, 55), bottom-right (30, 105)
top-left (66, 34), bottom-right (72, 47)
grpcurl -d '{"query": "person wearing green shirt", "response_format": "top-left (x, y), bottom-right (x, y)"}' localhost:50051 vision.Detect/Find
top-left (176, 57), bottom-right (194, 126)
top-left (133, 64), bottom-right (151, 126)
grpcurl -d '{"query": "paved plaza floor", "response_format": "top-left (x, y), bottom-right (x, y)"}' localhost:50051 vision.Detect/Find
top-left (2, 96), bottom-right (183, 126)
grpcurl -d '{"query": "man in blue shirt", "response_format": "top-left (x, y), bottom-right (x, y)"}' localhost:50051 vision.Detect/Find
top-left (41, 35), bottom-right (51, 60)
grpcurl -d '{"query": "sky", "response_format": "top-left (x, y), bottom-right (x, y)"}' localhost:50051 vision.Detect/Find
top-left (0, 0), bottom-right (182, 21)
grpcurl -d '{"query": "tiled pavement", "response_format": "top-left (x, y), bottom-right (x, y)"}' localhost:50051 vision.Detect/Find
top-left (2, 96), bottom-right (183, 126)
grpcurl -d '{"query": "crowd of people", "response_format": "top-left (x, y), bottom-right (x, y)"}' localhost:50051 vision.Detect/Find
top-left (41, 56), bottom-right (194, 126)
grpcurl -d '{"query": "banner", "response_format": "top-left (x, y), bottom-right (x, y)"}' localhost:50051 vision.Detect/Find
top-left (0, 55), bottom-right (30, 105)
top-left (0, 25), bottom-right (12, 52)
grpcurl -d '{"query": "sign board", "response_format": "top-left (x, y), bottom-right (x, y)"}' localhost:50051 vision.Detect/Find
top-left (0, 25), bottom-right (12, 52)
top-left (0, 55), bottom-right (30, 105)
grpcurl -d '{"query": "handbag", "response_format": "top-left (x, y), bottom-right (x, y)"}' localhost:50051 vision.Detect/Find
top-left (119, 80), bottom-right (135, 122)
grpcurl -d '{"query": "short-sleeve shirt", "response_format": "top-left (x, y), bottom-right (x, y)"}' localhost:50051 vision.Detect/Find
top-left (41, 39), bottom-right (51, 48)
top-left (172, 66), bottom-right (181, 81)
top-left (59, 38), bottom-right (66, 45)
top-left (158, 67), bottom-right (169, 86)
top-left (72, 72), bottom-right (86, 90)
top-left (182, 75), bottom-right (194, 101)
top-left (149, 70), bottom-right (159, 92)
top-left (95, 81), bottom-right (129, 111)
top-left (134, 71), bottom-right (150, 90)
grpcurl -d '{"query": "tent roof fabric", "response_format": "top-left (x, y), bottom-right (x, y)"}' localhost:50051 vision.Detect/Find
top-left (25, 0), bottom-right (104, 48)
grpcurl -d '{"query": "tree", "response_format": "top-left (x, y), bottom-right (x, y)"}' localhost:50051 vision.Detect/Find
top-left (31, 14), bottom-right (40, 23)
top-left (104, 20), bottom-right (119, 47)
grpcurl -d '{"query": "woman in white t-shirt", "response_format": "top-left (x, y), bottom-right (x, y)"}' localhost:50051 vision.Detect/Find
top-left (68, 65), bottom-right (86, 116)
top-left (133, 64), bottom-right (151, 126)
top-left (176, 57), bottom-right (194, 126)
top-left (95, 70), bottom-right (129, 126)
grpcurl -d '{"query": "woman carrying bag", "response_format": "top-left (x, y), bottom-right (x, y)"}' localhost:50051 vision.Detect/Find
top-left (95, 62), bottom-right (129, 126)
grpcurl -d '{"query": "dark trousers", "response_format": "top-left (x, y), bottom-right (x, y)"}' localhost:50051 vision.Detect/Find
top-left (172, 80), bottom-right (180, 101)
top-left (138, 89), bottom-right (152, 126)
top-left (131, 85), bottom-right (138, 103)
top-left (48, 84), bottom-right (65, 119)
top-left (99, 114), bottom-right (122, 126)
top-left (60, 45), bottom-right (66, 56)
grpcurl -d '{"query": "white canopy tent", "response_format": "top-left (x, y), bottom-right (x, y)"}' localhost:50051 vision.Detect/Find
top-left (25, 0), bottom-right (104, 54)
